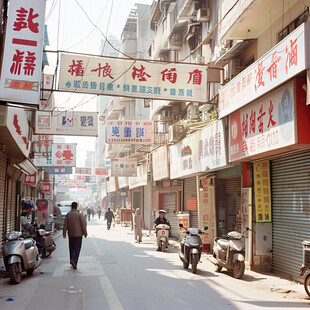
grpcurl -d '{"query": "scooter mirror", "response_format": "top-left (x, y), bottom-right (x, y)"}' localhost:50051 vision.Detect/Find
top-left (179, 223), bottom-right (184, 228)
top-left (203, 226), bottom-right (208, 231)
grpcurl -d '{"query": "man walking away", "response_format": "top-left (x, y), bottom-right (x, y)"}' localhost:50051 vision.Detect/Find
top-left (134, 208), bottom-right (143, 243)
top-left (97, 207), bottom-right (101, 219)
top-left (105, 207), bottom-right (115, 230)
top-left (63, 202), bottom-right (87, 269)
top-left (87, 207), bottom-right (92, 221)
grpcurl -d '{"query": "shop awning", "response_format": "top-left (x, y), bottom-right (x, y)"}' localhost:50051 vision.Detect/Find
top-left (15, 158), bottom-right (38, 175)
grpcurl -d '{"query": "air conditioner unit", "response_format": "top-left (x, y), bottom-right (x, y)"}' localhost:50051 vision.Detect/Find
top-left (168, 125), bottom-right (185, 143)
top-left (189, 1), bottom-right (200, 16)
top-left (187, 105), bottom-right (200, 121)
top-left (161, 109), bottom-right (172, 121)
top-left (196, 8), bottom-right (210, 22)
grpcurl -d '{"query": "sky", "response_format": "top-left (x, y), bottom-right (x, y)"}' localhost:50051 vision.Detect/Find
top-left (44, 0), bottom-right (153, 166)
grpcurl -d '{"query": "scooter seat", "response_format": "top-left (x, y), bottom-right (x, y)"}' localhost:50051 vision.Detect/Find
top-left (24, 239), bottom-right (33, 250)
top-left (217, 239), bottom-right (229, 250)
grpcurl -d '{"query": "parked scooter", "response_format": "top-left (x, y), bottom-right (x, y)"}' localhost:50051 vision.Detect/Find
top-left (155, 224), bottom-right (170, 252)
top-left (3, 231), bottom-right (42, 284)
top-left (300, 240), bottom-right (310, 296)
top-left (36, 227), bottom-right (56, 258)
top-left (212, 228), bottom-right (249, 279)
top-left (179, 224), bottom-right (208, 274)
top-left (22, 222), bottom-right (56, 258)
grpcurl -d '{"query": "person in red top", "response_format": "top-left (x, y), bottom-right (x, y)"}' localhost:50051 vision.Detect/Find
top-left (63, 202), bottom-right (87, 269)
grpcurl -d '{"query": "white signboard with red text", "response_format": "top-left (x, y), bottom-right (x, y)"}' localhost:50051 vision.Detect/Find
top-left (106, 120), bottom-right (154, 144)
top-left (52, 143), bottom-right (76, 167)
top-left (169, 120), bottom-right (227, 179)
top-left (152, 146), bottom-right (169, 181)
top-left (95, 168), bottom-right (109, 176)
top-left (33, 134), bottom-right (53, 153)
top-left (1, 106), bottom-right (31, 157)
top-left (24, 173), bottom-right (36, 184)
top-left (35, 111), bottom-right (98, 136)
top-left (0, 0), bottom-right (46, 105)
top-left (219, 23), bottom-right (310, 118)
top-left (58, 53), bottom-right (208, 103)
top-left (229, 80), bottom-right (296, 161)
top-left (75, 167), bottom-right (92, 175)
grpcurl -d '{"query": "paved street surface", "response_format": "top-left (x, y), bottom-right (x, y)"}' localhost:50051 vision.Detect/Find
top-left (1, 218), bottom-right (310, 310)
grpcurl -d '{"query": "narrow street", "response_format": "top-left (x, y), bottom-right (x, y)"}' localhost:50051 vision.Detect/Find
top-left (0, 218), bottom-right (309, 310)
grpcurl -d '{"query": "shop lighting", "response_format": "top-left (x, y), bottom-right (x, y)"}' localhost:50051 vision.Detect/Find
top-left (199, 180), bottom-right (204, 191)
top-left (209, 178), bottom-right (215, 188)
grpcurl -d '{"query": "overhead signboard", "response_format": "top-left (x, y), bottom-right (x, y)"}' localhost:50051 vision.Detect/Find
top-left (169, 120), bottom-right (227, 179)
top-left (44, 167), bottom-right (73, 174)
top-left (35, 111), bottom-right (98, 136)
top-left (0, 0), bottom-right (46, 105)
top-left (24, 173), bottom-right (36, 184)
top-left (95, 168), bottom-right (109, 176)
top-left (218, 22), bottom-right (309, 118)
top-left (75, 167), bottom-right (92, 175)
top-left (58, 53), bottom-right (208, 103)
top-left (52, 143), bottom-right (76, 167)
top-left (106, 120), bottom-right (154, 144)
top-left (33, 135), bottom-right (53, 153)
top-left (111, 158), bottom-right (137, 177)
top-left (129, 162), bottom-right (148, 189)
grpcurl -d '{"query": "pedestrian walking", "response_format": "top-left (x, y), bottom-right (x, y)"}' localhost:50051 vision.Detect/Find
top-left (91, 208), bottom-right (95, 218)
top-left (97, 207), bottom-right (102, 219)
top-left (105, 207), bottom-right (115, 230)
top-left (87, 207), bottom-right (92, 221)
top-left (63, 202), bottom-right (87, 269)
top-left (134, 208), bottom-right (143, 243)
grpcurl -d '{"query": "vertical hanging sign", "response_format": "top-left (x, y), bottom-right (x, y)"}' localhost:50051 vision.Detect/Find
top-left (0, 0), bottom-right (47, 105)
top-left (254, 161), bottom-right (271, 223)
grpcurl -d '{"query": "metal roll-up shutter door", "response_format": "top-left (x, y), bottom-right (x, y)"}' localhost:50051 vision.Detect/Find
top-left (271, 152), bottom-right (310, 279)
top-left (0, 154), bottom-right (7, 251)
top-left (184, 177), bottom-right (198, 228)
top-left (225, 177), bottom-right (241, 232)
top-left (163, 193), bottom-right (178, 238)
top-left (6, 177), bottom-right (17, 234)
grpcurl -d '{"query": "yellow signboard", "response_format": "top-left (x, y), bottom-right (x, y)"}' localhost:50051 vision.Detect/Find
top-left (254, 160), bottom-right (271, 223)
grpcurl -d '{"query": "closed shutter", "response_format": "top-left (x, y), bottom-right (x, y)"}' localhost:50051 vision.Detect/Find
top-left (271, 152), bottom-right (310, 279)
top-left (163, 193), bottom-right (178, 238)
top-left (184, 177), bottom-right (198, 228)
top-left (225, 177), bottom-right (241, 232)
top-left (0, 154), bottom-right (7, 252)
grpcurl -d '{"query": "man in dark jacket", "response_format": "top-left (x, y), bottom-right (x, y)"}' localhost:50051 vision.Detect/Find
top-left (154, 210), bottom-right (171, 227)
top-left (105, 207), bottom-right (115, 230)
top-left (63, 202), bottom-right (87, 269)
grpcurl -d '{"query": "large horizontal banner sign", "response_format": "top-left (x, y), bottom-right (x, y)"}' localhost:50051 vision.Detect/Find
top-left (106, 120), bottom-right (154, 144)
top-left (0, 0), bottom-right (46, 105)
top-left (58, 53), bottom-right (208, 103)
top-left (35, 111), bottom-right (98, 136)
top-left (111, 158), bottom-right (137, 177)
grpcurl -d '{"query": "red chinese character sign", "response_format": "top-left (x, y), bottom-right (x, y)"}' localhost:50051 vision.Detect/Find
top-left (24, 173), bottom-right (36, 184)
top-left (218, 23), bottom-right (309, 118)
top-left (58, 54), bottom-right (207, 103)
top-left (51, 143), bottom-right (77, 167)
top-left (229, 80), bottom-right (296, 162)
top-left (0, 0), bottom-right (46, 105)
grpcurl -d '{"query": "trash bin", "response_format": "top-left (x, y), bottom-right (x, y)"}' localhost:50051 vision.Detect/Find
top-left (177, 213), bottom-right (190, 241)
top-left (302, 240), bottom-right (310, 267)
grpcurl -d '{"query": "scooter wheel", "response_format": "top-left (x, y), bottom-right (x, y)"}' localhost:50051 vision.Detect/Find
top-left (191, 255), bottom-right (198, 274)
top-left (161, 241), bottom-right (166, 252)
top-left (9, 262), bottom-right (22, 284)
top-left (304, 273), bottom-right (310, 297)
top-left (233, 260), bottom-right (245, 279)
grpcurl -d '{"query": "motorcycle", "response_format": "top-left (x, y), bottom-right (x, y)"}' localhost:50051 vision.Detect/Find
top-left (300, 240), bottom-right (310, 296)
top-left (212, 228), bottom-right (249, 279)
top-left (155, 224), bottom-right (170, 252)
top-left (3, 231), bottom-right (42, 284)
top-left (179, 224), bottom-right (208, 274)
